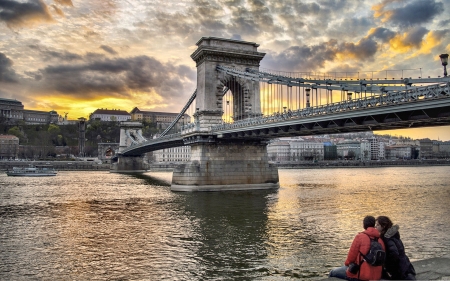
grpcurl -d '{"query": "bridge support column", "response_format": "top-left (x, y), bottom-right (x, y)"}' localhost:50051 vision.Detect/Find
top-left (171, 141), bottom-right (279, 191)
top-left (110, 155), bottom-right (147, 173)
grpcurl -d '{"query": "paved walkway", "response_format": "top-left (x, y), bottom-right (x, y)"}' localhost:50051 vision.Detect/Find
top-left (322, 254), bottom-right (450, 280)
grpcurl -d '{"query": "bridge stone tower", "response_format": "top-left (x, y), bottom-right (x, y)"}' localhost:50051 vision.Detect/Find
top-left (110, 122), bottom-right (147, 173)
top-left (190, 37), bottom-right (265, 127)
top-left (171, 37), bottom-right (279, 191)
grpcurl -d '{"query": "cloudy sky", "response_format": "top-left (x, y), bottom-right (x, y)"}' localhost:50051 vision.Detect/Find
top-left (1, 0), bottom-right (450, 140)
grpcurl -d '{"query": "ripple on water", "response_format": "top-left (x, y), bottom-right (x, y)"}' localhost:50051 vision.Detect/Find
top-left (0, 167), bottom-right (449, 280)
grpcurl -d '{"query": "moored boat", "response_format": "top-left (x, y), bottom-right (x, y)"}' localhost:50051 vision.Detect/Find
top-left (6, 165), bottom-right (57, 177)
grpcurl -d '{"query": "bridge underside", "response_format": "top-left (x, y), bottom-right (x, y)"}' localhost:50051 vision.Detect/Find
top-left (216, 103), bottom-right (450, 139)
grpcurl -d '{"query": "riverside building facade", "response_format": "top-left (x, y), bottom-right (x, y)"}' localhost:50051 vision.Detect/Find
top-left (129, 107), bottom-right (189, 131)
top-left (0, 135), bottom-right (19, 159)
top-left (89, 109), bottom-right (131, 122)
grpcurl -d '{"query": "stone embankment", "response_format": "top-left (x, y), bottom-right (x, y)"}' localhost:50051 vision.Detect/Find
top-left (149, 159), bottom-right (450, 171)
top-left (276, 159), bottom-right (450, 169)
top-left (324, 255), bottom-right (450, 280)
top-left (0, 160), bottom-right (110, 171)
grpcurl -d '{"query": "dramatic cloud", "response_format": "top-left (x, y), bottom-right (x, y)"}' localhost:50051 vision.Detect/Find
top-left (262, 37), bottom-right (378, 71)
top-left (389, 27), bottom-right (429, 52)
top-left (368, 27), bottom-right (397, 43)
top-left (373, 0), bottom-right (443, 27)
top-left (0, 52), bottom-right (17, 82)
top-left (34, 55), bottom-right (195, 102)
top-left (0, 0), bottom-right (53, 28)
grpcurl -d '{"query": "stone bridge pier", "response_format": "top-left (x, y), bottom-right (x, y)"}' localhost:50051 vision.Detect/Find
top-left (171, 139), bottom-right (279, 191)
top-left (171, 37), bottom-right (279, 191)
top-left (110, 121), bottom-right (148, 173)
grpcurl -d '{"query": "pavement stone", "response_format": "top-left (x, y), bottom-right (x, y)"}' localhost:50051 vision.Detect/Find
top-left (321, 256), bottom-right (450, 280)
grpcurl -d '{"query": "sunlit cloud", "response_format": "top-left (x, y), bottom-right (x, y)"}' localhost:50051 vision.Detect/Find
top-left (388, 27), bottom-right (429, 53)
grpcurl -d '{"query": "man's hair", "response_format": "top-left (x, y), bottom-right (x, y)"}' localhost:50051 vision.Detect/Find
top-left (363, 216), bottom-right (376, 229)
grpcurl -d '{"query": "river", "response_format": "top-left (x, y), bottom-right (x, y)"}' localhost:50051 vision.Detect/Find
top-left (0, 166), bottom-right (449, 280)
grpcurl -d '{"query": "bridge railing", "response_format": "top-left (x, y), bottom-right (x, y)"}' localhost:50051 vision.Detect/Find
top-left (210, 82), bottom-right (450, 132)
top-left (122, 132), bottom-right (183, 152)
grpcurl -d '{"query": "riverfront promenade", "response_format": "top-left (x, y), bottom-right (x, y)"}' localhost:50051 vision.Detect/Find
top-left (322, 255), bottom-right (450, 280)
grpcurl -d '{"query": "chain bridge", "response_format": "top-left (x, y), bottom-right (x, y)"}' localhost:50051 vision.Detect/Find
top-left (112, 37), bottom-right (450, 191)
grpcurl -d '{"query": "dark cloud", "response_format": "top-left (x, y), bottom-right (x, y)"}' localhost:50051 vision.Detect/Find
top-left (341, 37), bottom-right (378, 60)
top-left (327, 17), bottom-right (374, 39)
top-left (262, 40), bottom-right (338, 71)
top-left (383, 0), bottom-right (443, 27)
top-left (231, 34), bottom-right (242, 40)
top-left (227, 0), bottom-right (283, 37)
top-left (432, 29), bottom-right (450, 40)
top-left (262, 37), bottom-right (378, 72)
top-left (100, 45), bottom-right (118, 55)
top-left (368, 27), bottom-right (396, 43)
top-left (36, 56), bottom-right (195, 101)
top-left (0, 0), bottom-right (53, 28)
top-left (24, 71), bottom-right (42, 81)
top-left (403, 27), bottom-right (429, 48)
top-left (0, 53), bottom-right (18, 82)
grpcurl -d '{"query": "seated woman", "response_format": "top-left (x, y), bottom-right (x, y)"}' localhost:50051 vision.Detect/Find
top-left (375, 216), bottom-right (416, 280)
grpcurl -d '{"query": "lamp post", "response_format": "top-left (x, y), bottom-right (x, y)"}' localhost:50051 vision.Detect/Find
top-left (439, 54), bottom-right (448, 77)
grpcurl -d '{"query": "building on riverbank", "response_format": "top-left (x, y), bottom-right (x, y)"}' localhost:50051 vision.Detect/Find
top-left (89, 109), bottom-right (131, 122)
top-left (0, 135), bottom-right (19, 159)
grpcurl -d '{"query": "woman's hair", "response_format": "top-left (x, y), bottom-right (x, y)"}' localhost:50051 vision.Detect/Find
top-left (376, 216), bottom-right (393, 237)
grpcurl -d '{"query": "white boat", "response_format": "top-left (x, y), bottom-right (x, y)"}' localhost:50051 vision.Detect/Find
top-left (6, 165), bottom-right (57, 177)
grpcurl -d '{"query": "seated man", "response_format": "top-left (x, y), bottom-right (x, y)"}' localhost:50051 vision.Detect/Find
top-left (329, 215), bottom-right (385, 281)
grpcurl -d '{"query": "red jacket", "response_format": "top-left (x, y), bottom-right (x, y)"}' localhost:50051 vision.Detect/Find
top-left (345, 227), bottom-right (386, 281)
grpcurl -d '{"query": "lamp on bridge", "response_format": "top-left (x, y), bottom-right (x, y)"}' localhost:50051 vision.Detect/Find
top-left (306, 88), bottom-right (311, 108)
top-left (439, 54), bottom-right (448, 77)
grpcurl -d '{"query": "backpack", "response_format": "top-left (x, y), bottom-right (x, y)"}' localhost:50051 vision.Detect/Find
top-left (361, 234), bottom-right (386, 266)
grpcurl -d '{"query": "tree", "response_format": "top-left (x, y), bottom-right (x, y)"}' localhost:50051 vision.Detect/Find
top-left (7, 126), bottom-right (25, 143)
top-left (48, 124), bottom-right (61, 145)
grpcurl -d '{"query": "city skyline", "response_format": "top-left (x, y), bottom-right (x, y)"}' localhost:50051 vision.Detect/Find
top-left (1, 0), bottom-right (450, 140)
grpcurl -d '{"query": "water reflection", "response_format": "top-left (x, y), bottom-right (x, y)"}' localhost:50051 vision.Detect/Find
top-left (182, 190), bottom-right (275, 278)
top-left (0, 167), bottom-right (449, 280)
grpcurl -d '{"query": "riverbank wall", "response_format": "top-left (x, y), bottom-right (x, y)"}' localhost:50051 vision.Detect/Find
top-left (275, 159), bottom-right (450, 169)
top-left (0, 160), bottom-right (110, 171)
top-left (1, 159), bottom-right (449, 172)
top-left (148, 159), bottom-right (450, 171)
top-left (323, 255), bottom-right (450, 280)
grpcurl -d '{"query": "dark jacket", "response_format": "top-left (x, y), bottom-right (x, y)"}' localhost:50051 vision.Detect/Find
top-left (382, 225), bottom-right (416, 280)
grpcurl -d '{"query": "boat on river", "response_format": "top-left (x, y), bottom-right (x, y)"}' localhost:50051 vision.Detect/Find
top-left (6, 165), bottom-right (57, 177)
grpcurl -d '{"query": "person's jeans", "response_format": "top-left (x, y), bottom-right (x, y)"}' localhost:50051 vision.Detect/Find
top-left (329, 265), bottom-right (348, 279)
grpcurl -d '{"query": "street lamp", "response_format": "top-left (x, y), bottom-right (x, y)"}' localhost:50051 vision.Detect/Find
top-left (439, 54), bottom-right (448, 77)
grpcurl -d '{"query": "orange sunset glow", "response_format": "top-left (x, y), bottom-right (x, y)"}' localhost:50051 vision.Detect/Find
top-left (1, 0), bottom-right (450, 140)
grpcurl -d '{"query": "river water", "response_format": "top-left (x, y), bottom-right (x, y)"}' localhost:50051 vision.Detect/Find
top-left (0, 166), bottom-right (449, 280)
